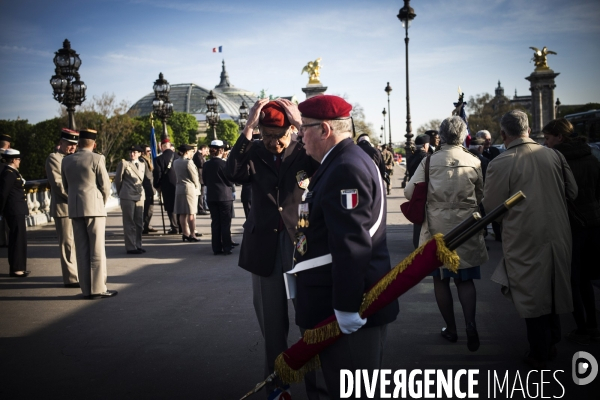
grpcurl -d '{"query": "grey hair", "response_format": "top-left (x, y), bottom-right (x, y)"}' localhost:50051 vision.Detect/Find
top-left (476, 130), bottom-right (491, 139)
top-left (439, 116), bottom-right (467, 145)
top-left (328, 118), bottom-right (352, 136)
top-left (500, 110), bottom-right (529, 137)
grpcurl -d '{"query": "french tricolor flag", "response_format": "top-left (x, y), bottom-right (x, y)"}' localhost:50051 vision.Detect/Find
top-left (341, 189), bottom-right (359, 210)
top-left (212, 46), bottom-right (223, 53)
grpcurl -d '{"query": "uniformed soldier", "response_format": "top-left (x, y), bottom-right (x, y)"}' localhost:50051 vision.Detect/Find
top-left (293, 95), bottom-right (399, 397)
top-left (0, 149), bottom-right (30, 277)
top-left (226, 100), bottom-right (323, 399)
top-left (381, 144), bottom-right (395, 195)
top-left (115, 145), bottom-right (146, 254)
top-left (356, 133), bottom-right (387, 181)
top-left (0, 133), bottom-right (12, 247)
top-left (203, 140), bottom-right (235, 255)
top-left (140, 144), bottom-right (158, 234)
top-left (45, 128), bottom-right (80, 287)
top-left (61, 129), bottom-right (117, 299)
top-left (153, 139), bottom-right (179, 234)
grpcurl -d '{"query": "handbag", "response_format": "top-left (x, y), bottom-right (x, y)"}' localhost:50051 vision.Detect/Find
top-left (400, 154), bottom-right (430, 224)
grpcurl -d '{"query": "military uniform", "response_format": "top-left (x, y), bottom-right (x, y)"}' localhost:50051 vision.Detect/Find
top-left (0, 155), bottom-right (29, 275)
top-left (153, 146), bottom-right (179, 233)
top-left (45, 129), bottom-right (80, 285)
top-left (203, 143), bottom-right (234, 254)
top-left (140, 154), bottom-right (156, 233)
top-left (293, 96), bottom-right (399, 398)
top-left (62, 130), bottom-right (114, 297)
top-left (227, 101), bottom-right (325, 399)
top-left (115, 149), bottom-right (146, 253)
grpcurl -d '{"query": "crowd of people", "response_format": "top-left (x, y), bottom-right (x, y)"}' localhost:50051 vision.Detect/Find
top-left (1, 96), bottom-right (599, 397)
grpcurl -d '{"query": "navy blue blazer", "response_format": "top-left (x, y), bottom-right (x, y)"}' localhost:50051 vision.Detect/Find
top-left (0, 166), bottom-right (29, 216)
top-left (202, 157), bottom-right (233, 202)
top-left (293, 138), bottom-right (399, 329)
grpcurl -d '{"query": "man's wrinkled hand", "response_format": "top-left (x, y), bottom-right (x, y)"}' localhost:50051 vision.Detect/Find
top-left (274, 98), bottom-right (302, 129)
top-left (243, 99), bottom-right (270, 139)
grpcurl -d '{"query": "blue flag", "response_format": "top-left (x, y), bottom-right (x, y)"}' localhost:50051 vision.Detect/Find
top-left (150, 125), bottom-right (158, 159)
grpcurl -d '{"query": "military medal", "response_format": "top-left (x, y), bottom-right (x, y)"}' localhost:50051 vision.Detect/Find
top-left (296, 170), bottom-right (310, 189)
top-left (298, 203), bottom-right (309, 229)
top-left (295, 232), bottom-right (307, 256)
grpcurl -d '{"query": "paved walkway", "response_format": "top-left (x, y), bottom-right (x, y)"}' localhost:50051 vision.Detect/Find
top-left (1, 166), bottom-right (599, 399)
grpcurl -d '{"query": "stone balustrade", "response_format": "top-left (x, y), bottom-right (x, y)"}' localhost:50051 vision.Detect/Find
top-left (22, 172), bottom-right (120, 227)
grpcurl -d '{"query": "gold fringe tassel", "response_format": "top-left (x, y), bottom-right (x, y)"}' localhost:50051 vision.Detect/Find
top-left (302, 234), bottom-right (459, 345)
top-left (275, 353), bottom-right (321, 384)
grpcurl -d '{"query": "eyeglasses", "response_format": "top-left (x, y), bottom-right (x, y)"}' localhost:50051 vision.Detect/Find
top-left (262, 130), bottom-right (291, 142)
top-left (299, 122), bottom-right (322, 132)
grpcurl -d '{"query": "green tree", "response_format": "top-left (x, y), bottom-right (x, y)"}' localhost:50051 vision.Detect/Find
top-left (168, 112), bottom-right (199, 147)
top-left (351, 103), bottom-right (377, 143)
top-left (201, 120), bottom-right (239, 147)
top-left (467, 93), bottom-right (529, 145)
top-left (13, 118), bottom-right (62, 180)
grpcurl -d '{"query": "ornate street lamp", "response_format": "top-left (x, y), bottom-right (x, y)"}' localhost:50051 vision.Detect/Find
top-left (50, 39), bottom-right (86, 130)
top-left (385, 82), bottom-right (392, 147)
top-left (152, 72), bottom-right (173, 141)
top-left (382, 107), bottom-right (387, 146)
top-left (380, 125), bottom-right (384, 144)
top-left (238, 101), bottom-right (249, 130)
top-left (555, 98), bottom-right (561, 118)
top-left (398, 0), bottom-right (416, 188)
top-left (205, 90), bottom-right (220, 140)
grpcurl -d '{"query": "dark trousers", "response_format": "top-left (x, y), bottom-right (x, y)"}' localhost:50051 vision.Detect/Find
top-left (207, 200), bottom-right (233, 253)
top-left (143, 196), bottom-right (154, 231)
top-left (5, 214), bottom-right (27, 272)
top-left (525, 312), bottom-right (561, 362)
top-left (571, 227), bottom-right (600, 331)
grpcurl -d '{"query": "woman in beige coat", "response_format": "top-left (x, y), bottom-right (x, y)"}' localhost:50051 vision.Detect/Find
top-left (405, 116), bottom-right (488, 352)
top-left (173, 144), bottom-right (200, 242)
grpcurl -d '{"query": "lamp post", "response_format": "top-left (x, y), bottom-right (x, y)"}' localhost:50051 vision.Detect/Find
top-left (398, 0), bottom-right (416, 188)
top-left (152, 73), bottom-right (173, 141)
top-left (380, 125), bottom-right (384, 145)
top-left (555, 98), bottom-right (561, 118)
top-left (382, 108), bottom-right (387, 146)
top-left (50, 39), bottom-right (87, 130)
top-left (385, 82), bottom-right (392, 147)
top-left (238, 101), bottom-right (249, 130)
top-left (205, 90), bottom-right (220, 140)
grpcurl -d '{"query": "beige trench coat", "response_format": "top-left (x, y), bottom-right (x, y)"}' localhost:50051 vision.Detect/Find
top-left (482, 137), bottom-right (577, 318)
top-left (405, 145), bottom-right (488, 269)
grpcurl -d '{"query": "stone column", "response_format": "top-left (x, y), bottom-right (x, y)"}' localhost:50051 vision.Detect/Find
top-left (526, 69), bottom-right (559, 142)
top-left (301, 84), bottom-right (327, 99)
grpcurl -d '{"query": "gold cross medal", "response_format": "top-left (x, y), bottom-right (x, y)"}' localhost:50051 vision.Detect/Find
top-left (295, 232), bottom-right (307, 256)
top-left (296, 170), bottom-right (310, 189)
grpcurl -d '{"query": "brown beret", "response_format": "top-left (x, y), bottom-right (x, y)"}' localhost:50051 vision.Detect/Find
top-left (79, 129), bottom-right (98, 140)
top-left (259, 102), bottom-right (290, 128)
top-left (298, 95), bottom-right (352, 120)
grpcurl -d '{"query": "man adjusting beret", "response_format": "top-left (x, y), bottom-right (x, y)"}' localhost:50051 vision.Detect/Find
top-left (292, 95), bottom-right (399, 397)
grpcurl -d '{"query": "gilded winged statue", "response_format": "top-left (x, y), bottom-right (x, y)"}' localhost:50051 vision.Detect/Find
top-left (530, 46), bottom-right (557, 71)
top-left (301, 58), bottom-right (322, 85)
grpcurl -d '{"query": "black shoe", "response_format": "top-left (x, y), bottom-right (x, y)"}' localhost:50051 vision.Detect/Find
top-left (137, 248), bottom-right (146, 253)
top-left (85, 290), bottom-right (118, 299)
top-left (127, 249), bottom-right (144, 254)
top-left (441, 327), bottom-right (458, 343)
top-left (10, 271), bottom-right (30, 278)
top-left (194, 232), bottom-right (203, 237)
top-left (466, 323), bottom-right (480, 352)
top-left (167, 229), bottom-right (178, 235)
top-left (147, 228), bottom-right (158, 233)
top-left (197, 211), bottom-right (209, 216)
top-left (214, 251), bottom-right (224, 255)
top-left (223, 250), bottom-right (233, 255)
top-left (231, 241), bottom-right (239, 246)
top-left (64, 282), bottom-right (81, 288)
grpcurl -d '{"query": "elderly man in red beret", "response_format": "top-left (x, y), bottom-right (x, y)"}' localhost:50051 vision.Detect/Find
top-left (227, 100), bottom-right (324, 399)
top-left (293, 95), bottom-right (399, 397)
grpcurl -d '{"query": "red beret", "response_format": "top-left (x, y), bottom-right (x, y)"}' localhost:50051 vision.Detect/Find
top-left (161, 138), bottom-right (170, 144)
top-left (259, 101), bottom-right (290, 128)
top-left (298, 95), bottom-right (352, 120)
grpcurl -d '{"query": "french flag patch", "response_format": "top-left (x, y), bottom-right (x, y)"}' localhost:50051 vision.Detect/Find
top-left (341, 189), bottom-right (359, 209)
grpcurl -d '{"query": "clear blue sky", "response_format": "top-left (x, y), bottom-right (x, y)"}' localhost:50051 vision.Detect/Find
top-left (1, 0), bottom-right (599, 143)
